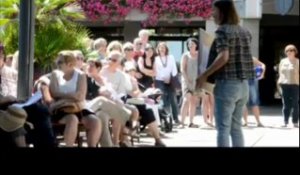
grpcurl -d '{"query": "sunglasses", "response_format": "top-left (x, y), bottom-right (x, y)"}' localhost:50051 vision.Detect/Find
top-left (108, 57), bottom-right (118, 62)
top-left (136, 43), bottom-right (143, 46)
top-left (77, 57), bottom-right (84, 61)
top-left (56, 60), bottom-right (64, 65)
top-left (145, 47), bottom-right (153, 51)
top-left (286, 49), bottom-right (295, 53)
top-left (125, 48), bottom-right (134, 52)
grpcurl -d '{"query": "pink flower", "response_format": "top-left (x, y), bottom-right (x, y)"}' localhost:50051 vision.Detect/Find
top-left (77, 0), bottom-right (212, 26)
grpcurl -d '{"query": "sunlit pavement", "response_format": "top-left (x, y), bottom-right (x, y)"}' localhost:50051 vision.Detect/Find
top-left (134, 106), bottom-right (299, 147)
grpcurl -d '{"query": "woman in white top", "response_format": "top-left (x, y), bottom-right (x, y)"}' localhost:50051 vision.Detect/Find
top-left (154, 42), bottom-right (179, 124)
top-left (278, 44), bottom-right (299, 128)
top-left (49, 51), bottom-right (101, 147)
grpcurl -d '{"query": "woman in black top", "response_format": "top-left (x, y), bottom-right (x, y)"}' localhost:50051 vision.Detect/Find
top-left (137, 43), bottom-right (156, 91)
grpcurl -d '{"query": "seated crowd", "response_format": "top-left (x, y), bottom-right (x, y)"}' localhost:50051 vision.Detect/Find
top-left (0, 31), bottom-right (170, 147)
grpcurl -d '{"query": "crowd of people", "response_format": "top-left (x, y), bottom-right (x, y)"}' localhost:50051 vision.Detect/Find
top-left (0, 0), bottom-right (298, 148)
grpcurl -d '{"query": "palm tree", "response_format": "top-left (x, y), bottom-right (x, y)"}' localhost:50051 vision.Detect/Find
top-left (0, 0), bottom-right (90, 72)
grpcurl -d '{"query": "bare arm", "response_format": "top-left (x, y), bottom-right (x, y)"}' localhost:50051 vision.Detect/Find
top-left (253, 57), bottom-right (266, 79)
top-left (277, 60), bottom-right (284, 84)
top-left (49, 71), bottom-right (87, 101)
top-left (49, 71), bottom-right (64, 100)
top-left (138, 57), bottom-right (155, 77)
top-left (180, 54), bottom-right (190, 82)
top-left (196, 50), bottom-right (229, 88)
top-left (129, 77), bottom-right (141, 98)
top-left (63, 74), bottom-right (87, 101)
top-left (203, 50), bottom-right (229, 78)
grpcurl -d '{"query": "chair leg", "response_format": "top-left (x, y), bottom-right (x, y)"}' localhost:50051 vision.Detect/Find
top-left (77, 129), bottom-right (82, 147)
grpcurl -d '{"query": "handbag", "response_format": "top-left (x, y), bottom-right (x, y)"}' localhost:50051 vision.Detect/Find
top-left (170, 74), bottom-right (181, 90)
top-left (50, 99), bottom-right (84, 114)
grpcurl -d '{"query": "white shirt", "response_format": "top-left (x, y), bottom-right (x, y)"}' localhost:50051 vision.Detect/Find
top-left (0, 65), bottom-right (18, 97)
top-left (278, 58), bottom-right (299, 85)
top-left (56, 69), bottom-right (81, 93)
top-left (100, 67), bottom-right (132, 96)
top-left (154, 55), bottom-right (178, 82)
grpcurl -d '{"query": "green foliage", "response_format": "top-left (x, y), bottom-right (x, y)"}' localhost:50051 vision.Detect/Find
top-left (34, 22), bottom-right (90, 70)
top-left (0, 21), bottom-right (18, 55)
top-left (0, 0), bottom-right (89, 71)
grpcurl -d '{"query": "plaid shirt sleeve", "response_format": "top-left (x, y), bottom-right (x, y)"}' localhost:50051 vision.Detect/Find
top-left (215, 27), bottom-right (229, 53)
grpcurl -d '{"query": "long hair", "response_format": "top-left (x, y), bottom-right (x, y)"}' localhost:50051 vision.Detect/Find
top-left (213, 0), bottom-right (240, 25)
top-left (156, 42), bottom-right (169, 56)
top-left (142, 43), bottom-right (157, 61)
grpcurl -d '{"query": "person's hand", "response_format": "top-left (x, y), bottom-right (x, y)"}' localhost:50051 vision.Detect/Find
top-left (149, 70), bottom-right (155, 77)
top-left (135, 72), bottom-right (143, 79)
top-left (163, 77), bottom-right (170, 84)
top-left (257, 74), bottom-right (265, 80)
top-left (94, 75), bottom-right (104, 85)
top-left (196, 74), bottom-right (207, 88)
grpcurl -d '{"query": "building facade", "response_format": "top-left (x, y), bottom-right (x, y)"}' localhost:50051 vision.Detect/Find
top-left (78, 0), bottom-right (299, 105)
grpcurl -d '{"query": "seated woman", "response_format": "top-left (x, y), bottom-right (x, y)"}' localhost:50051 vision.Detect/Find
top-left (124, 62), bottom-right (166, 147)
top-left (0, 80), bottom-right (56, 148)
top-left (100, 51), bottom-right (140, 147)
top-left (85, 56), bottom-right (133, 147)
top-left (49, 51), bottom-right (101, 147)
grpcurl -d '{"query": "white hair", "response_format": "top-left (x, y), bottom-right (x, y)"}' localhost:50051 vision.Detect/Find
top-left (122, 42), bottom-right (134, 53)
top-left (93, 38), bottom-right (107, 50)
top-left (138, 29), bottom-right (150, 37)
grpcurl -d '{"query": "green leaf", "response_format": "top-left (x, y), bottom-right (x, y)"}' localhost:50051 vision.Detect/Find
top-left (0, 19), bottom-right (10, 26)
top-left (59, 8), bottom-right (85, 20)
top-left (0, 0), bottom-right (19, 7)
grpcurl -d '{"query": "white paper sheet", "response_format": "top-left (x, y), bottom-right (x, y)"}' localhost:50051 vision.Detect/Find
top-left (11, 91), bottom-right (43, 108)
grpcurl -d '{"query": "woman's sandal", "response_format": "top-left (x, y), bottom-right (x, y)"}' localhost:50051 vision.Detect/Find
top-left (189, 123), bottom-right (199, 128)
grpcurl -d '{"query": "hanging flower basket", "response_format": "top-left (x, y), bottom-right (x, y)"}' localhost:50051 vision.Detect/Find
top-left (78, 0), bottom-right (212, 26)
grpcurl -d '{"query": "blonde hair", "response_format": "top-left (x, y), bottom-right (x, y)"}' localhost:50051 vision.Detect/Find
top-left (73, 50), bottom-right (84, 60)
top-left (122, 42), bottom-right (134, 53)
top-left (284, 44), bottom-right (298, 55)
top-left (58, 50), bottom-right (77, 66)
top-left (133, 38), bottom-right (142, 45)
top-left (107, 40), bottom-right (123, 54)
top-left (93, 38), bottom-right (107, 50)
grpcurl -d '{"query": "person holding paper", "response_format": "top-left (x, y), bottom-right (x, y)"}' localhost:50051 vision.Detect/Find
top-left (197, 0), bottom-right (255, 147)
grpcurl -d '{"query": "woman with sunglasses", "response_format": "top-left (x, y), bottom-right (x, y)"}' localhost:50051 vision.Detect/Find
top-left (278, 44), bottom-right (299, 128)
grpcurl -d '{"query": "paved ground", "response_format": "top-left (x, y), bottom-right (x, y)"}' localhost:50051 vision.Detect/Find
top-left (134, 106), bottom-right (299, 147)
